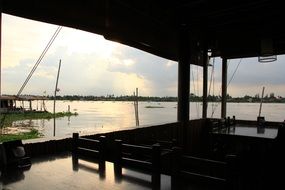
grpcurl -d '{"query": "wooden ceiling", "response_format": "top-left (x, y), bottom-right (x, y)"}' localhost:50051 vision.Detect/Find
top-left (2, 0), bottom-right (285, 65)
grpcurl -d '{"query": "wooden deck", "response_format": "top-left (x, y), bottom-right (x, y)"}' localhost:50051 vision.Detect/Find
top-left (0, 152), bottom-right (227, 190)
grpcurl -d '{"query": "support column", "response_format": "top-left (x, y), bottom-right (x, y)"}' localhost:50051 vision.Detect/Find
top-left (0, 12), bottom-right (2, 96)
top-left (177, 29), bottom-right (190, 123)
top-left (29, 100), bottom-right (32, 111)
top-left (177, 28), bottom-right (191, 148)
top-left (221, 58), bottom-right (227, 118)
top-left (202, 49), bottom-right (208, 119)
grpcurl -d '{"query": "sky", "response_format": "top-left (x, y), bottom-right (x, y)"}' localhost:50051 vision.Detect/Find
top-left (1, 14), bottom-right (285, 97)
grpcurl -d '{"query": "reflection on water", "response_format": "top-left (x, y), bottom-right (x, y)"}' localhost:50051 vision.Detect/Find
top-left (8, 101), bottom-right (285, 138)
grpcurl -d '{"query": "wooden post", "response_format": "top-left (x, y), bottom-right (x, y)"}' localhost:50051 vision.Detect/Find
top-left (71, 153), bottom-right (79, 171)
top-left (99, 136), bottom-right (106, 179)
top-left (53, 60), bottom-right (61, 137)
top-left (177, 28), bottom-right (191, 148)
top-left (221, 58), bottom-right (227, 118)
top-left (72, 133), bottom-right (79, 153)
top-left (171, 147), bottom-right (182, 188)
top-left (177, 28), bottom-right (190, 123)
top-left (29, 100), bottom-right (32, 111)
top-left (226, 154), bottom-right (240, 189)
top-left (152, 143), bottom-right (161, 187)
top-left (258, 86), bottom-right (265, 117)
top-left (202, 48), bottom-right (209, 119)
top-left (0, 12), bottom-right (2, 96)
top-left (99, 136), bottom-right (106, 162)
top-left (136, 88), bottom-right (139, 126)
top-left (114, 139), bottom-right (122, 180)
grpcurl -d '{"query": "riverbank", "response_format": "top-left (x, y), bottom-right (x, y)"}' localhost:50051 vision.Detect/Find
top-left (42, 94), bottom-right (285, 103)
top-left (0, 111), bottom-right (78, 142)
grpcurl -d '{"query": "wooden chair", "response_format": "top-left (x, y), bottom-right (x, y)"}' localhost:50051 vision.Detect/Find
top-left (2, 140), bottom-right (31, 169)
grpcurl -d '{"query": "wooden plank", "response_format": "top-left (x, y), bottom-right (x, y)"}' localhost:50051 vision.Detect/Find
top-left (122, 157), bottom-right (153, 173)
top-left (77, 138), bottom-right (100, 150)
top-left (77, 147), bottom-right (100, 159)
top-left (180, 170), bottom-right (226, 185)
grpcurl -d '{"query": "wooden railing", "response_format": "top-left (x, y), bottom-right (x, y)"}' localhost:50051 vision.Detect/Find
top-left (171, 147), bottom-right (227, 189)
top-left (211, 116), bottom-right (236, 133)
top-left (114, 139), bottom-right (161, 187)
top-left (72, 133), bottom-right (106, 165)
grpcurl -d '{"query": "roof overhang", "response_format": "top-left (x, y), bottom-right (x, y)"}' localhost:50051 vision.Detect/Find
top-left (2, 0), bottom-right (285, 66)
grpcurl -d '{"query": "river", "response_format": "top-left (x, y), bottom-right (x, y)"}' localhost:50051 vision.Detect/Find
top-left (9, 101), bottom-right (285, 138)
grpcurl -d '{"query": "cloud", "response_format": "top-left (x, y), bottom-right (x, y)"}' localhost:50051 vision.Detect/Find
top-left (107, 45), bottom-right (178, 96)
top-left (208, 57), bottom-right (285, 96)
top-left (2, 13), bottom-right (285, 97)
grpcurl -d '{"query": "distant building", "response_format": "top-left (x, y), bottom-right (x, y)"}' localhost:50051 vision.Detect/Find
top-left (0, 95), bottom-right (48, 113)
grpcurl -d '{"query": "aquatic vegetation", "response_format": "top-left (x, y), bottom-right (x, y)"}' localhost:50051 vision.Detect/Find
top-left (145, 106), bottom-right (165, 108)
top-left (0, 111), bottom-right (78, 128)
top-left (0, 128), bottom-right (41, 142)
top-left (0, 111), bottom-right (78, 142)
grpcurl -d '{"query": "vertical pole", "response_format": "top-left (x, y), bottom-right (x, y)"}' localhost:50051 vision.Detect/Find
top-left (72, 153), bottom-right (79, 171)
top-left (258, 86), bottom-right (265, 117)
top-left (99, 136), bottom-right (106, 162)
top-left (171, 147), bottom-right (182, 188)
top-left (72, 132), bottom-right (79, 152)
top-left (53, 60), bottom-right (61, 137)
top-left (177, 28), bottom-right (190, 122)
top-left (136, 88), bottom-right (139, 126)
top-left (221, 58), bottom-right (227, 118)
top-left (177, 27), bottom-right (191, 147)
top-left (202, 48), bottom-right (208, 119)
top-left (99, 135), bottom-right (106, 179)
top-left (29, 100), bottom-right (32, 111)
top-left (114, 139), bottom-right (122, 181)
top-left (152, 143), bottom-right (161, 187)
top-left (0, 12), bottom-right (2, 96)
top-left (133, 91), bottom-right (137, 126)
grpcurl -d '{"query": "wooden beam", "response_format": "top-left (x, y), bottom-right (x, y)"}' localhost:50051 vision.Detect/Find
top-left (221, 58), bottom-right (227, 118)
top-left (0, 12), bottom-right (2, 96)
top-left (202, 49), bottom-right (208, 119)
top-left (177, 28), bottom-right (190, 122)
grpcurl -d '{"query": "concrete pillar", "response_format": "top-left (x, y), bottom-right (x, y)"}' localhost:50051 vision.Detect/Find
top-left (221, 58), bottom-right (227, 118)
top-left (202, 49), bottom-right (209, 119)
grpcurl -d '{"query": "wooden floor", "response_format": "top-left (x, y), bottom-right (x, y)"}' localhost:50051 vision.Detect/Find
top-left (0, 152), bottom-right (223, 190)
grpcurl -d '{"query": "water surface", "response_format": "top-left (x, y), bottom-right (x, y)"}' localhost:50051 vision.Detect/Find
top-left (9, 101), bottom-right (285, 138)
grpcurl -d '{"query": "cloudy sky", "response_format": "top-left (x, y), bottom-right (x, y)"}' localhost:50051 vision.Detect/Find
top-left (2, 14), bottom-right (285, 97)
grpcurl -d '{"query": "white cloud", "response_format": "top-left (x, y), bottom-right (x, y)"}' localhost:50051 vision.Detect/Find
top-left (166, 60), bottom-right (176, 68)
top-left (2, 14), bottom-right (285, 97)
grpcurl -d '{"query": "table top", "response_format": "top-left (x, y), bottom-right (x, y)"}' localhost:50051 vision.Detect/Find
top-left (212, 125), bottom-right (278, 139)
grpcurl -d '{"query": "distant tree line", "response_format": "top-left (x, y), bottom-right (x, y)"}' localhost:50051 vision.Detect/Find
top-left (46, 93), bottom-right (285, 103)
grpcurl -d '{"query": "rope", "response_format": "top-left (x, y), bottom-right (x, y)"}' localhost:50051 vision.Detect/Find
top-left (227, 58), bottom-right (242, 86)
top-left (210, 58), bottom-right (242, 117)
top-left (196, 66), bottom-right (200, 117)
top-left (190, 65), bottom-right (199, 118)
top-left (17, 26), bottom-right (62, 96)
top-left (208, 58), bottom-right (216, 117)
